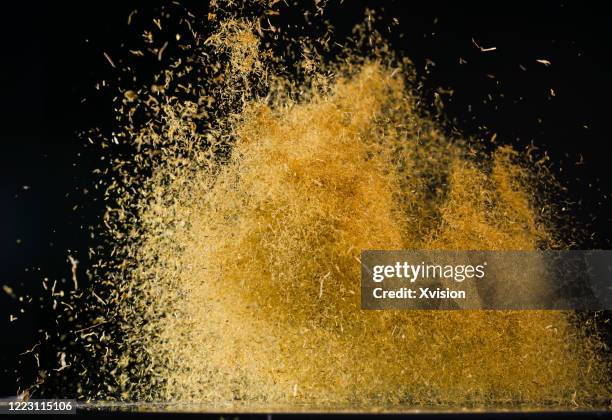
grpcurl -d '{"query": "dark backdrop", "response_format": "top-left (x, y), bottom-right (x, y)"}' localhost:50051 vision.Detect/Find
top-left (1, 0), bottom-right (610, 397)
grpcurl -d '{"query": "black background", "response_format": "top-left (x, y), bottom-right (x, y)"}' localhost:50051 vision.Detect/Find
top-left (1, 0), bottom-right (611, 399)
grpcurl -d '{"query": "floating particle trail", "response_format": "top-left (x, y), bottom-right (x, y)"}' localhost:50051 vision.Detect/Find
top-left (103, 52), bottom-right (116, 68)
top-left (472, 37), bottom-right (497, 52)
top-left (67, 255), bottom-right (79, 291)
top-left (54, 353), bottom-right (70, 372)
top-left (157, 41), bottom-right (168, 61)
top-left (3, 285), bottom-right (17, 299)
top-left (127, 9), bottom-right (137, 25)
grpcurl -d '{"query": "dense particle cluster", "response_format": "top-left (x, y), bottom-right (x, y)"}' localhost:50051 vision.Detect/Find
top-left (27, 0), bottom-right (610, 410)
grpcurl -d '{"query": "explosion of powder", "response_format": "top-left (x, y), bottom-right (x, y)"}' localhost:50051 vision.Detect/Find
top-left (28, 1), bottom-right (610, 410)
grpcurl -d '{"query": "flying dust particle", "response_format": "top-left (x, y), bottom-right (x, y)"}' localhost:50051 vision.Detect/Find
top-left (472, 37), bottom-right (497, 52)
